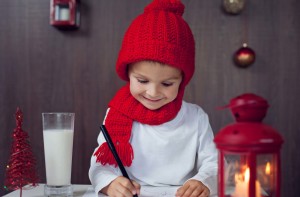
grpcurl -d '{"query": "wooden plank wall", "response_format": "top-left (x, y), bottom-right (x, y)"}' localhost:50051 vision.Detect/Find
top-left (0, 0), bottom-right (299, 196)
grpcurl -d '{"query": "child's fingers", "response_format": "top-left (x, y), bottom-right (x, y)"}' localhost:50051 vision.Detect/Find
top-left (180, 185), bottom-right (201, 197)
top-left (181, 187), bottom-right (195, 196)
top-left (199, 189), bottom-right (210, 197)
top-left (176, 180), bottom-right (210, 197)
top-left (175, 184), bottom-right (189, 196)
top-left (115, 182), bottom-right (135, 197)
top-left (119, 177), bottom-right (138, 195)
top-left (106, 176), bottom-right (137, 196)
top-left (132, 180), bottom-right (141, 195)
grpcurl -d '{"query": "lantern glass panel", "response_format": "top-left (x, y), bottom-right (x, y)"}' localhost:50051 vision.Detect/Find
top-left (223, 153), bottom-right (277, 197)
top-left (257, 154), bottom-right (277, 197)
top-left (55, 4), bottom-right (70, 21)
top-left (224, 153), bottom-right (249, 196)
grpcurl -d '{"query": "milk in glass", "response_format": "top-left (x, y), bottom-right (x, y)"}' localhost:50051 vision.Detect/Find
top-left (43, 129), bottom-right (74, 185)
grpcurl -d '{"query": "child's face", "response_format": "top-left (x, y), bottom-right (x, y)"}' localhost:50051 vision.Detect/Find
top-left (128, 61), bottom-right (182, 110)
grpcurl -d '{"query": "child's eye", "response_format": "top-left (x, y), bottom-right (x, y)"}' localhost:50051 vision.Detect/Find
top-left (137, 79), bottom-right (148, 84)
top-left (162, 82), bottom-right (173, 87)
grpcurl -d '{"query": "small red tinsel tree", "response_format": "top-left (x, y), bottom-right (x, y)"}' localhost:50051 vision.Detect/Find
top-left (4, 108), bottom-right (39, 197)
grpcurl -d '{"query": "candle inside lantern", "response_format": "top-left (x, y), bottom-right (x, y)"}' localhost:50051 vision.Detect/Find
top-left (265, 162), bottom-right (271, 175)
top-left (263, 162), bottom-right (272, 193)
top-left (232, 168), bottom-right (261, 197)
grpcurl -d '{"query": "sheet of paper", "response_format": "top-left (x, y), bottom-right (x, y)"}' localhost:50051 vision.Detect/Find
top-left (83, 186), bottom-right (179, 197)
top-left (140, 186), bottom-right (179, 197)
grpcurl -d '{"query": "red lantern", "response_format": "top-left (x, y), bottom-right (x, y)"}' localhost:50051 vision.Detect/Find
top-left (215, 94), bottom-right (284, 197)
top-left (50, 0), bottom-right (80, 29)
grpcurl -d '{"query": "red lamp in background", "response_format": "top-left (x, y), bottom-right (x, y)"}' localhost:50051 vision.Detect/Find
top-left (214, 94), bottom-right (284, 197)
top-left (50, 0), bottom-right (80, 29)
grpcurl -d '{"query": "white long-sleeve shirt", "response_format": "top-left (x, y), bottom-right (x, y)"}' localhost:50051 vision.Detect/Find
top-left (89, 101), bottom-right (218, 195)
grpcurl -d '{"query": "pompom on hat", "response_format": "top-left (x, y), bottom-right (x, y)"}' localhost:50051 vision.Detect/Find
top-left (116, 0), bottom-right (195, 86)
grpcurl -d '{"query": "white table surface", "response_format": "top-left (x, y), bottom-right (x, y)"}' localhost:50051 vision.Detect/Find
top-left (3, 184), bottom-right (218, 197)
top-left (3, 184), bottom-right (91, 197)
top-left (3, 184), bottom-right (182, 197)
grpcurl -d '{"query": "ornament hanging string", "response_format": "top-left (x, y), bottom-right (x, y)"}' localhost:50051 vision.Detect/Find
top-left (233, 1), bottom-right (256, 68)
top-left (242, 2), bottom-right (249, 45)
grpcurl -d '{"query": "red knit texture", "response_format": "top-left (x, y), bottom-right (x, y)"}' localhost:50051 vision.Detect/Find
top-left (94, 84), bottom-right (184, 167)
top-left (116, 0), bottom-right (195, 86)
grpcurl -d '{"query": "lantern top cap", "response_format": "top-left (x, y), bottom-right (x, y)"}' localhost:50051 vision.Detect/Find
top-left (220, 93), bottom-right (269, 122)
top-left (215, 93), bottom-right (284, 151)
top-left (220, 93), bottom-right (269, 109)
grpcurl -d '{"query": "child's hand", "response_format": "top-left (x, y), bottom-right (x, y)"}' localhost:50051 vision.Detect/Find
top-left (100, 176), bottom-right (141, 197)
top-left (175, 179), bottom-right (210, 197)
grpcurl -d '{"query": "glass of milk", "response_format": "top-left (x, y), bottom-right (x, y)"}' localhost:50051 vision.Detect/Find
top-left (42, 113), bottom-right (75, 197)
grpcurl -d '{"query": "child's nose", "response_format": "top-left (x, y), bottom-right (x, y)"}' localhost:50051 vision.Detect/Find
top-left (147, 85), bottom-right (160, 97)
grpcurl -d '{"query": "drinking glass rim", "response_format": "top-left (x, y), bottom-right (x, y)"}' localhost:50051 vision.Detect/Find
top-left (42, 112), bottom-right (75, 115)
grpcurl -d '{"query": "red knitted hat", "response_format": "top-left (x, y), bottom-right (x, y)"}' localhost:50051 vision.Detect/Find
top-left (116, 0), bottom-right (195, 86)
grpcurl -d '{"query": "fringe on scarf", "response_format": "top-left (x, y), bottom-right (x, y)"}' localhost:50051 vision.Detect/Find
top-left (94, 142), bottom-right (134, 167)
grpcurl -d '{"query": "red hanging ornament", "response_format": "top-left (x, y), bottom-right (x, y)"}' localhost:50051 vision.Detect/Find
top-left (4, 108), bottom-right (39, 197)
top-left (234, 43), bottom-right (256, 68)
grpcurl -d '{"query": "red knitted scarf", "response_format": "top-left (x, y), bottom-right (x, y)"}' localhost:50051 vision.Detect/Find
top-left (94, 83), bottom-right (184, 167)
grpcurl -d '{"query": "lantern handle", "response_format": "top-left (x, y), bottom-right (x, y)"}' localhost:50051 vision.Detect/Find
top-left (216, 105), bottom-right (230, 110)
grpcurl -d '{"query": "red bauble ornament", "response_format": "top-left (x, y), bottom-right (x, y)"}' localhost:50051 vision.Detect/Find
top-left (234, 43), bottom-right (256, 68)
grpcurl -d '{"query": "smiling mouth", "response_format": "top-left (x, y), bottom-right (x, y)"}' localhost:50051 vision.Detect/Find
top-left (143, 96), bottom-right (162, 102)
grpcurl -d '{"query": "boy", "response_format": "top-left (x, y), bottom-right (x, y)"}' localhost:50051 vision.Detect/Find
top-left (89, 0), bottom-right (218, 196)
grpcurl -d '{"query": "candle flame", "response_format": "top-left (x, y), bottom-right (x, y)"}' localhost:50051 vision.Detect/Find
top-left (265, 162), bottom-right (271, 175)
top-left (245, 168), bottom-right (250, 182)
top-left (234, 167), bottom-right (250, 182)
